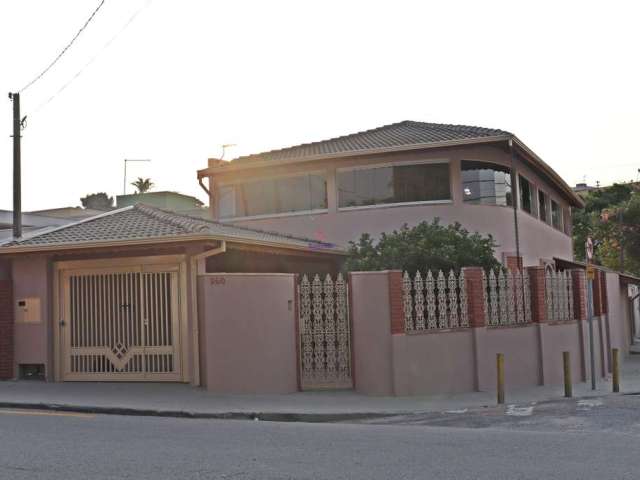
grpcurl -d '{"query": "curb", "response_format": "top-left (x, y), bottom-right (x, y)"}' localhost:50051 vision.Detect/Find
top-left (0, 401), bottom-right (395, 423)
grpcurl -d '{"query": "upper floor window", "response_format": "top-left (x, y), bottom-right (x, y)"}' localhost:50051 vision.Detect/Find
top-left (551, 200), bottom-right (563, 230)
top-left (337, 162), bottom-right (450, 209)
top-left (461, 161), bottom-right (512, 206)
top-left (519, 175), bottom-right (534, 214)
top-left (538, 190), bottom-right (549, 223)
top-left (218, 173), bottom-right (327, 219)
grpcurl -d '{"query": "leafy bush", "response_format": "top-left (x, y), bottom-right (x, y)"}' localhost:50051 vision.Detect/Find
top-left (345, 219), bottom-right (501, 273)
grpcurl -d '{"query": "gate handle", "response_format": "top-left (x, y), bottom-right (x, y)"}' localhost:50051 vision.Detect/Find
top-left (59, 320), bottom-right (66, 327)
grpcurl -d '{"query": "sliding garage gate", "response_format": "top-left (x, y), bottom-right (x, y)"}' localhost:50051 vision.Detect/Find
top-left (59, 262), bottom-right (184, 381)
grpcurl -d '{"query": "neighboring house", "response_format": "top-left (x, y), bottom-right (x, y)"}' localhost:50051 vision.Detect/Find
top-left (573, 182), bottom-right (598, 197)
top-left (116, 191), bottom-right (207, 218)
top-left (0, 208), bottom-right (102, 242)
top-left (197, 121), bottom-right (584, 268)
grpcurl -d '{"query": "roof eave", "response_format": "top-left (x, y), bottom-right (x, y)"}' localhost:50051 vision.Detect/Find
top-left (0, 233), bottom-right (346, 256)
top-left (511, 137), bottom-right (585, 209)
top-left (197, 135), bottom-right (512, 177)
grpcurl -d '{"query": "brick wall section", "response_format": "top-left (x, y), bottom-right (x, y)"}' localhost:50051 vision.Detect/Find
top-left (388, 271), bottom-right (405, 334)
top-left (462, 267), bottom-right (486, 327)
top-left (571, 269), bottom-right (587, 321)
top-left (506, 256), bottom-right (523, 272)
top-left (526, 266), bottom-right (547, 323)
top-left (0, 280), bottom-right (14, 380)
top-left (593, 270), bottom-right (602, 316)
top-left (600, 271), bottom-right (608, 314)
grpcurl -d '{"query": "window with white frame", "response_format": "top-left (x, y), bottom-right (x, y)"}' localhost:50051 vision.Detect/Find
top-left (519, 175), bottom-right (534, 214)
top-left (538, 190), bottom-right (549, 223)
top-left (218, 173), bottom-right (327, 219)
top-left (337, 162), bottom-right (451, 209)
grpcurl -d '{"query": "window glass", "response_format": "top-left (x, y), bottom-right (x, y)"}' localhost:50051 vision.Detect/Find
top-left (461, 161), bottom-right (512, 206)
top-left (218, 174), bottom-right (327, 219)
top-left (519, 176), bottom-right (533, 214)
top-left (538, 190), bottom-right (549, 223)
top-left (551, 200), bottom-right (563, 230)
top-left (337, 163), bottom-right (450, 208)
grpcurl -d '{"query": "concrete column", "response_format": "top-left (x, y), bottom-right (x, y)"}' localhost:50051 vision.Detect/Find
top-left (463, 267), bottom-right (486, 391)
top-left (527, 266), bottom-right (547, 385)
top-left (571, 269), bottom-right (588, 382)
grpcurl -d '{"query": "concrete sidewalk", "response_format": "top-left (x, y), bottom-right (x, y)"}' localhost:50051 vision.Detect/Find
top-left (1, 356), bottom-right (639, 421)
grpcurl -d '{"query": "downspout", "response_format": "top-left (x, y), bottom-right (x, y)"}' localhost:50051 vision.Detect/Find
top-left (509, 138), bottom-right (522, 265)
top-left (189, 241), bottom-right (226, 387)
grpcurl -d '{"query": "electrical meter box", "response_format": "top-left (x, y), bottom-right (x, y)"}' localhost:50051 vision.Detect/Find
top-left (15, 297), bottom-right (41, 324)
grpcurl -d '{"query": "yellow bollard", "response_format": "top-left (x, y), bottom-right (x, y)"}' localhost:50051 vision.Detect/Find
top-left (563, 351), bottom-right (572, 398)
top-left (612, 348), bottom-right (620, 393)
top-left (497, 353), bottom-right (505, 405)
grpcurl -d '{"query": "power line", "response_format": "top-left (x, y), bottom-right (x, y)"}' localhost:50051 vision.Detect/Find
top-left (29, 0), bottom-right (153, 116)
top-left (19, 0), bottom-right (107, 93)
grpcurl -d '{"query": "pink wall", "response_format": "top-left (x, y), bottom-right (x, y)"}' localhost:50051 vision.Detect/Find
top-left (12, 256), bottom-right (51, 378)
top-left (606, 273), bottom-right (631, 356)
top-left (349, 272), bottom-right (394, 395)
top-left (197, 273), bottom-right (298, 394)
top-left (475, 325), bottom-right (541, 392)
top-left (540, 322), bottom-right (584, 386)
top-left (391, 331), bottom-right (476, 395)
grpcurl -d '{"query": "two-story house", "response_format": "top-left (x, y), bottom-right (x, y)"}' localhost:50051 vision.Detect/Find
top-left (198, 121), bottom-right (584, 267)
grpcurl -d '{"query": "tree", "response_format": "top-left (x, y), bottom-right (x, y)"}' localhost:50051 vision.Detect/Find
top-left (573, 182), bottom-right (640, 275)
top-left (344, 219), bottom-right (502, 273)
top-left (131, 177), bottom-right (154, 194)
top-left (80, 192), bottom-right (113, 210)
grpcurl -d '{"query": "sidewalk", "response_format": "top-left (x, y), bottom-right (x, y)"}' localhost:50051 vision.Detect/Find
top-left (1, 356), bottom-right (639, 422)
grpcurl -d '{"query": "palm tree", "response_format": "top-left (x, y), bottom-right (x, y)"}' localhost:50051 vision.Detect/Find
top-left (131, 177), bottom-right (154, 194)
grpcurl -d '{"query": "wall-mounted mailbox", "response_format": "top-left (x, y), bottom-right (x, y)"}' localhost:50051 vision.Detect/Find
top-left (16, 297), bottom-right (41, 324)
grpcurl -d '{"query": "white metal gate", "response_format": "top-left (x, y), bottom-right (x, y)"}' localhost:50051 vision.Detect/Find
top-left (61, 265), bottom-right (182, 381)
top-left (298, 274), bottom-right (352, 390)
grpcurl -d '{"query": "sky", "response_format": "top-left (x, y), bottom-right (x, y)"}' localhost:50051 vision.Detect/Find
top-left (1, 0), bottom-right (639, 211)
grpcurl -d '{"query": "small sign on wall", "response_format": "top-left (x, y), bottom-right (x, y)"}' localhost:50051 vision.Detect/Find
top-left (16, 297), bottom-right (41, 324)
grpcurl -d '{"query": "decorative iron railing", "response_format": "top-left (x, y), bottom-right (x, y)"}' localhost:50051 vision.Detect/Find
top-left (544, 269), bottom-right (575, 322)
top-left (298, 274), bottom-right (352, 389)
top-left (483, 269), bottom-right (532, 326)
top-left (402, 270), bottom-right (469, 331)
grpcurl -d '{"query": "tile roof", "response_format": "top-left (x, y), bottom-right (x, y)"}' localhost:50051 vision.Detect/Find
top-left (0, 204), bottom-right (342, 254)
top-left (231, 120), bottom-right (511, 164)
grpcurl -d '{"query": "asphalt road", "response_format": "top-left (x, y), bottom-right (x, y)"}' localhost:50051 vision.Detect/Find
top-left (0, 400), bottom-right (639, 480)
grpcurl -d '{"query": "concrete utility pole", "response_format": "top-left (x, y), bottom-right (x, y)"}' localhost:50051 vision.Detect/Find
top-left (8, 92), bottom-right (22, 238)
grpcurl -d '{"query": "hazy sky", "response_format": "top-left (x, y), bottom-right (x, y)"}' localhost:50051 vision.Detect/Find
top-left (1, 0), bottom-right (639, 211)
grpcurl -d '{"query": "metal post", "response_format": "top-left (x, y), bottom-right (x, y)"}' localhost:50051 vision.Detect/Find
top-left (587, 278), bottom-right (596, 390)
top-left (9, 92), bottom-right (22, 238)
top-left (497, 353), bottom-right (505, 404)
top-left (612, 348), bottom-right (620, 393)
top-left (563, 351), bottom-right (572, 397)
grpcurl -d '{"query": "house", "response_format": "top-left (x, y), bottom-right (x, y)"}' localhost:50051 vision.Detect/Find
top-left (0, 204), bottom-right (343, 386)
top-left (197, 121), bottom-right (585, 268)
top-left (0, 208), bottom-right (104, 242)
top-left (116, 191), bottom-right (208, 218)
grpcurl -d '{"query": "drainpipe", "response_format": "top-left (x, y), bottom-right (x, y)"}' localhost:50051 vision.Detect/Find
top-left (509, 138), bottom-right (522, 266)
top-left (189, 241), bottom-right (226, 387)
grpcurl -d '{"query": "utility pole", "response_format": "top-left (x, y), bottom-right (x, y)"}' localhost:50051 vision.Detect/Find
top-left (8, 92), bottom-right (22, 238)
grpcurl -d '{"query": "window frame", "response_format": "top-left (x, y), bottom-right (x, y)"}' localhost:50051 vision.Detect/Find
top-left (538, 189), bottom-right (550, 224)
top-left (518, 174), bottom-right (536, 216)
top-left (336, 159), bottom-right (453, 212)
top-left (216, 170), bottom-right (329, 221)
top-left (550, 198), bottom-right (564, 231)
top-left (460, 160), bottom-right (514, 208)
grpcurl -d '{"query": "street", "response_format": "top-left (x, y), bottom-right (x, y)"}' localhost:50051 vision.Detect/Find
top-left (1, 396), bottom-right (639, 480)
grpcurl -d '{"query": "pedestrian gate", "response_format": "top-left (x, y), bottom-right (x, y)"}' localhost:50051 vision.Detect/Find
top-left (60, 264), bottom-right (182, 381)
top-left (298, 274), bottom-right (352, 390)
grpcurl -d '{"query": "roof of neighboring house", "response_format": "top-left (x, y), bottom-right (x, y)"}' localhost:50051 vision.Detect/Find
top-left (28, 207), bottom-right (109, 220)
top-left (227, 121), bottom-right (510, 164)
top-left (0, 204), bottom-right (343, 255)
top-left (198, 120), bottom-right (583, 208)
